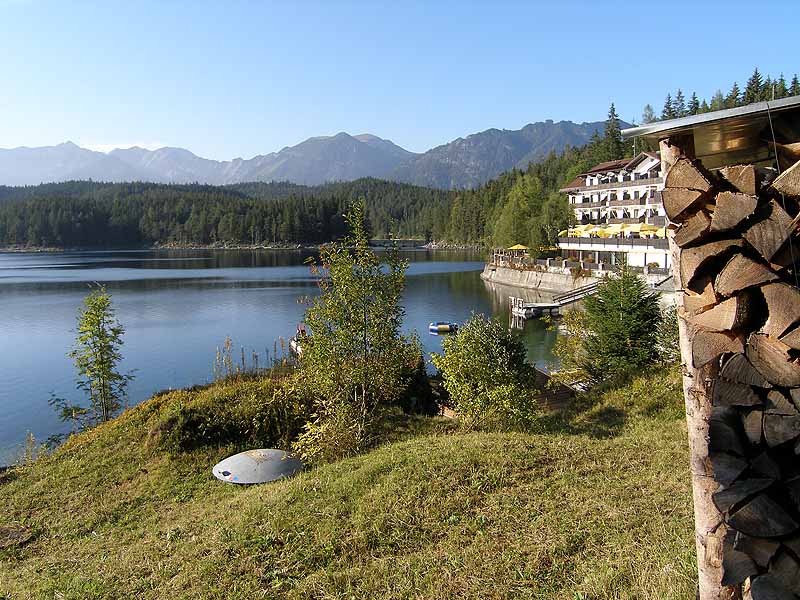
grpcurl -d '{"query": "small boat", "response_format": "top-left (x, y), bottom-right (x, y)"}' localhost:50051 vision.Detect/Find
top-left (429, 321), bottom-right (458, 334)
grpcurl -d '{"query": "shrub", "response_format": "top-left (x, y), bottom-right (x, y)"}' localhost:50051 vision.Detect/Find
top-left (550, 308), bottom-right (592, 388)
top-left (431, 314), bottom-right (540, 430)
top-left (154, 376), bottom-right (313, 454)
top-left (294, 202), bottom-right (419, 463)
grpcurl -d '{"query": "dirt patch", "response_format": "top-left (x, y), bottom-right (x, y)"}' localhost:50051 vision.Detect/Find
top-left (0, 525), bottom-right (33, 550)
top-left (0, 466), bottom-right (15, 486)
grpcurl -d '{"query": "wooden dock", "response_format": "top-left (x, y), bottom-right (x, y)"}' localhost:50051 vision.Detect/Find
top-left (509, 281), bottom-right (601, 320)
top-left (509, 297), bottom-right (560, 318)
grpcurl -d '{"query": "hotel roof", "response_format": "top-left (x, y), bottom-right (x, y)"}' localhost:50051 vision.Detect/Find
top-left (558, 151), bottom-right (661, 192)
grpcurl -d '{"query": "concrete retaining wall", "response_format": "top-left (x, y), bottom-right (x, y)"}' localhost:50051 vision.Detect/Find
top-left (480, 264), bottom-right (674, 295)
top-left (481, 265), bottom-right (596, 293)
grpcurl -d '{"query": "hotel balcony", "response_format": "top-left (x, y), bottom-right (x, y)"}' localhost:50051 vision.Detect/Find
top-left (574, 176), bottom-right (663, 193)
top-left (572, 200), bottom-right (606, 208)
top-left (608, 198), bottom-right (644, 207)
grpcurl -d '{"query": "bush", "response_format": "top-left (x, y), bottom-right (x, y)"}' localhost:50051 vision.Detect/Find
top-left (294, 202), bottom-right (419, 464)
top-left (431, 314), bottom-right (540, 430)
top-left (154, 376), bottom-right (313, 454)
top-left (550, 308), bottom-right (592, 388)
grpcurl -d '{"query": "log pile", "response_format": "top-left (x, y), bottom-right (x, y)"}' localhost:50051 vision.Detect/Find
top-left (667, 155), bottom-right (800, 597)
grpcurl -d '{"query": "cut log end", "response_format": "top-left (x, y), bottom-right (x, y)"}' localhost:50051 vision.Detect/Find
top-left (771, 158), bottom-right (800, 198)
top-left (747, 333), bottom-right (800, 388)
top-left (675, 210), bottom-right (712, 247)
top-left (743, 201), bottom-right (796, 263)
top-left (710, 191), bottom-right (758, 233)
top-left (715, 254), bottom-right (779, 297)
top-left (719, 164), bottom-right (759, 196)
top-left (693, 331), bottom-right (745, 369)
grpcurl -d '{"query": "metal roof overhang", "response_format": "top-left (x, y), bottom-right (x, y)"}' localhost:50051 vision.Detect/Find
top-left (621, 96), bottom-right (800, 169)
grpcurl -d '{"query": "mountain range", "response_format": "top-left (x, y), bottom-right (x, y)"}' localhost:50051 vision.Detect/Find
top-left (0, 119), bottom-right (620, 190)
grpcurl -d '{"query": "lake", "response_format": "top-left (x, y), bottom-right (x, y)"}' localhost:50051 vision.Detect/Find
top-left (0, 249), bottom-right (558, 464)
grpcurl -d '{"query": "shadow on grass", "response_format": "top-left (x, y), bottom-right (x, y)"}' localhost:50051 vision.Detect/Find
top-left (536, 405), bottom-right (627, 439)
top-left (533, 365), bottom-right (682, 440)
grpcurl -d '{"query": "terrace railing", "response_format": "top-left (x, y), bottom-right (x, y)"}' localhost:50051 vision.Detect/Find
top-left (557, 237), bottom-right (669, 250)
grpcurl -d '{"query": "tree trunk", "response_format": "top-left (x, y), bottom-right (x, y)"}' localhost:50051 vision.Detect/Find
top-left (661, 136), bottom-right (735, 600)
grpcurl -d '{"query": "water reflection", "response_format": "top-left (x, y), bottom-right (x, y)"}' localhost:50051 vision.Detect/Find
top-left (0, 249), bottom-right (558, 463)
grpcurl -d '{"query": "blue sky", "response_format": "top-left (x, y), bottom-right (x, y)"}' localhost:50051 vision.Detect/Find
top-left (1, 0), bottom-right (797, 160)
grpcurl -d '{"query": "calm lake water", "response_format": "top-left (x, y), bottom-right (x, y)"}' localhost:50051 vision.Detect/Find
top-left (0, 249), bottom-right (558, 463)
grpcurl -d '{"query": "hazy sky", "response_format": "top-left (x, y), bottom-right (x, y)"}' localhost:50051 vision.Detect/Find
top-left (1, 0), bottom-right (797, 160)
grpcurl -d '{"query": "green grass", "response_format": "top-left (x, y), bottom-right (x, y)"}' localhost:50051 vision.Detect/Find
top-left (0, 367), bottom-right (695, 599)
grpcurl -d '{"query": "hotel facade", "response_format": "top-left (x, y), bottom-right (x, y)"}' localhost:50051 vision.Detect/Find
top-left (557, 151), bottom-right (671, 269)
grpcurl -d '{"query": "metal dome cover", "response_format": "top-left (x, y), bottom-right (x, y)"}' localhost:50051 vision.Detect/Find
top-left (212, 449), bottom-right (303, 485)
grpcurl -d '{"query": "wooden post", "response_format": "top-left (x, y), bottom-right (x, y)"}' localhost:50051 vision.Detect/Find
top-left (660, 136), bottom-right (734, 600)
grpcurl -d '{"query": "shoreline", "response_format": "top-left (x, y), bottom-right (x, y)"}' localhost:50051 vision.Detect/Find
top-left (0, 242), bottom-right (484, 254)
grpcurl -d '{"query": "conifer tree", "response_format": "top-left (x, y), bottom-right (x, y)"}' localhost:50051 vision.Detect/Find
top-left (641, 104), bottom-right (656, 124)
top-left (761, 76), bottom-right (773, 101)
top-left (661, 94), bottom-right (675, 120)
top-left (700, 99), bottom-right (710, 113)
top-left (791, 75), bottom-right (800, 96)
top-left (725, 82), bottom-right (741, 108)
top-left (710, 90), bottom-right (725, 111)
top-left (776, 74), bottom-right (788, 99)
top-left (673, 89), bottom-right (687, 117)
top-left (688, 92), bottom-right (700, 115)
top-left (580, 259), bottom-right (663, 383)
top-left (744, 68), bottom-right (762, 104)
top-left (603, 103), bottom-right (624, 161)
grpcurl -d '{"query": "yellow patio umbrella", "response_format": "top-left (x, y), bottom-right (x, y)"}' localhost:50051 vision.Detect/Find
top-left (569, 224), bottom-right (595, 237)
top-left (507, 244), bottom-right (529, 251)
top-left (654, 227), bottom-right (667, 238)
top-left (557, 229), bottom-right (568, 237)
top-left (583, 225), bottom-right (611, 237)
top-left (604, 223), bottom-right (624, 236)
top-left (594, 227), bottom-right (615, 238)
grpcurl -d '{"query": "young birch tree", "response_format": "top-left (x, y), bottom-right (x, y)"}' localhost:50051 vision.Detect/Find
top-left (294, 201), bottom-right (417, 462)
top-left (50, 285), bottom-right (133, 433)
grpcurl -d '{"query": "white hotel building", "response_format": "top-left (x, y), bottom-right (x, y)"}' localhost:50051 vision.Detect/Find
top-left (557, 151), bottom-right (671, 270)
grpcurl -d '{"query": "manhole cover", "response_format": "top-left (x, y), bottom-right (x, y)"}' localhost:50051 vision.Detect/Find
top-left (212, 449), bottom-right (302, 485)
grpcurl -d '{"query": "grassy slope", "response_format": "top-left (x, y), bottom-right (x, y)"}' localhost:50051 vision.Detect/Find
top-left (0, 368), bottom-right (695, 599)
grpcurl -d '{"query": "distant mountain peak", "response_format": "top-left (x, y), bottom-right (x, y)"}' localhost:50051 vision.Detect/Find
top-left (0, 119), bottom-right (613, 189)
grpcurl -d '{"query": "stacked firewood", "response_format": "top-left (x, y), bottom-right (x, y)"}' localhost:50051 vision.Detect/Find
top-left (666, 156), bottom-right (800, 597)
